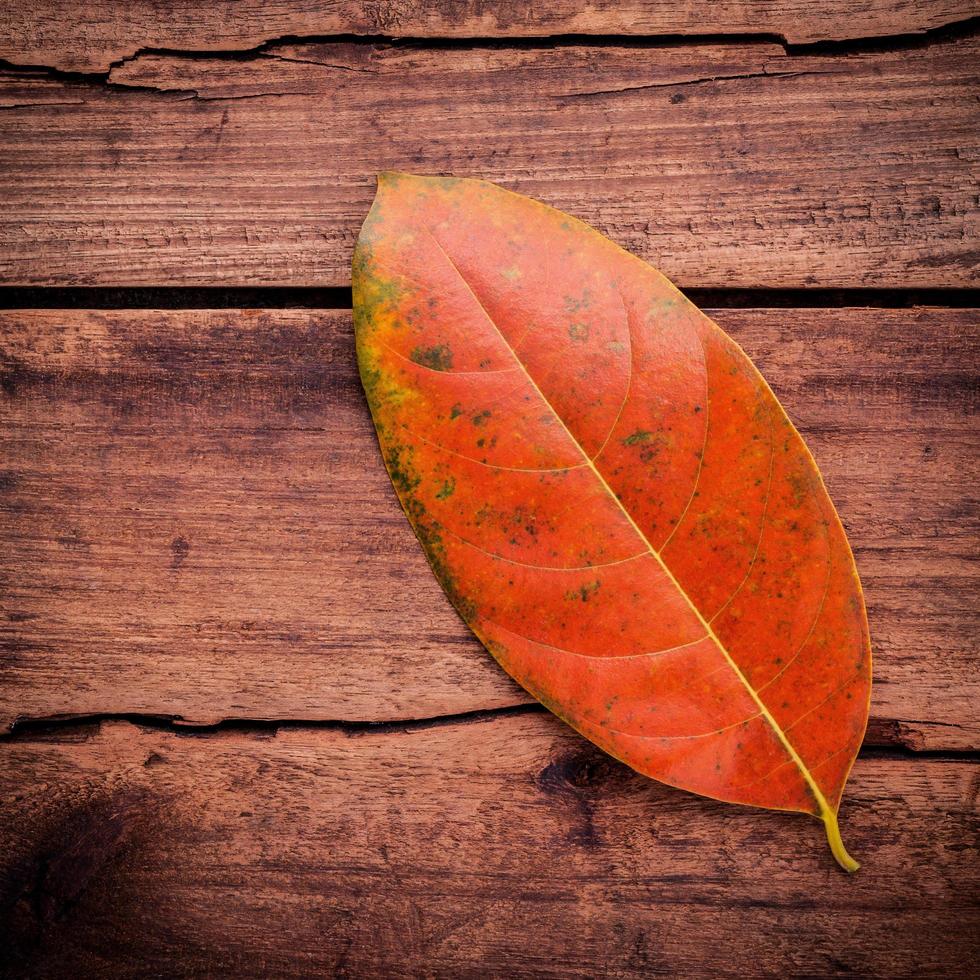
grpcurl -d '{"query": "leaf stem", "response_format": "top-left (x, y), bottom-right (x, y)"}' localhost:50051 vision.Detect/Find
top-left (823, 810), bottom-right (860, 872)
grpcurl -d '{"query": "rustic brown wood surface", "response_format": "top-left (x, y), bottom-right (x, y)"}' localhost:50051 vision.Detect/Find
top-left (0, 0), bottom-right (975, 73)
top-left (1, 715), bottom-right (977, 978)
top-left (2, 308), bottom-right (977, 750)
top-left (1, 5), bottom-right (977, 976)
top-left (1, 35), bottom-right (977, 288)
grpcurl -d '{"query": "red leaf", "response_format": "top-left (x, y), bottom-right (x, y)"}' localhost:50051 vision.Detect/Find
top-left (354, 173), bottom-right (872, 870)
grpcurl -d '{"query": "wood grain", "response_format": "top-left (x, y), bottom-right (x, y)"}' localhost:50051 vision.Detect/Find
top-left (1, 308), bottom-right (976, 749)
top-left (0, 0), bottom-right (975, 73)
top-left (0, 36), bottom-right (977, 288)
top-left (1, 715), bottom-right (977, 978)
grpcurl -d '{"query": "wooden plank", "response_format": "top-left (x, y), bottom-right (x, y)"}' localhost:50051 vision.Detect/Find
top-left (1, 308), bottom-right (976, 749)
top-left (0, 36), bottom-right (977, 288)
top-left (0, 0), bottom-right (974, 73)
top-left (1, 715), bottom-right (977, 977)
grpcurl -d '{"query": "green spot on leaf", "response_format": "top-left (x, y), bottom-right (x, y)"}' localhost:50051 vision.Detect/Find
top-left (410, 343), bottom-right (454, 371)
top-left (565, 579), bottom-right (601, 603)
top-left (624, 430), bottom-right (653, 446)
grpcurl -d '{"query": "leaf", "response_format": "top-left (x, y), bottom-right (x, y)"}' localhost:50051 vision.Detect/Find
top-left (353, 173), bottom-right (872, 871)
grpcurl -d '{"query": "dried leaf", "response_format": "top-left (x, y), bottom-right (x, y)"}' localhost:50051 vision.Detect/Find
top-left (353, 173), bottom-right (872, 870)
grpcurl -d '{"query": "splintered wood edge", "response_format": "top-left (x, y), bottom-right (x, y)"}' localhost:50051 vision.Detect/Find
top-left (0, 1), bottom-right (976, 73)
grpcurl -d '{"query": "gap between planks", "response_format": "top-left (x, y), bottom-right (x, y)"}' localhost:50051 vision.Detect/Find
top-left (1, 287), bottom-right (979, 310)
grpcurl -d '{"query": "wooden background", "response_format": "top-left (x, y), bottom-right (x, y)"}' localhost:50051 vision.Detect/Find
top-left (1, 1), bottom-right (978, 977)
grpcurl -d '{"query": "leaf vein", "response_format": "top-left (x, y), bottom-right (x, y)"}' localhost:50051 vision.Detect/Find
top-left (442, 525), bottom-right (648, 572)
top-left (597, 713), bottom-right (762, 743)
top-left (400, 422), bottom-right (587, 474)
top-left (659, 328), bottom-right (710, 553)
top-left (707, 398), bottom-right (776, 623)
top-left (380, 340), bottom-right (520, 377)
top-left (480, 616), bottom-right (709, 662)
top-left (784, 668), bottom-right (864, 734)
top-left (756, 548), bottom-right (834, 695)
top-left (590, 290), bottom-right (633, 463)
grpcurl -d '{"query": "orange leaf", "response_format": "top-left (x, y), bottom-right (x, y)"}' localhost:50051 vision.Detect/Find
top-left (353, 173), bottom-right (872, 871)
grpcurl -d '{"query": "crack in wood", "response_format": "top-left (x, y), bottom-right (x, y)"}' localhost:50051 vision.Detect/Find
top-left (1, 704), bottom-right (547, 741)
top-left (3, 707), bottom-right (977, 760)
top-left (0, 15), bottom-right (976, 94)
top-left (559, 68), bottom-right (816, 100)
